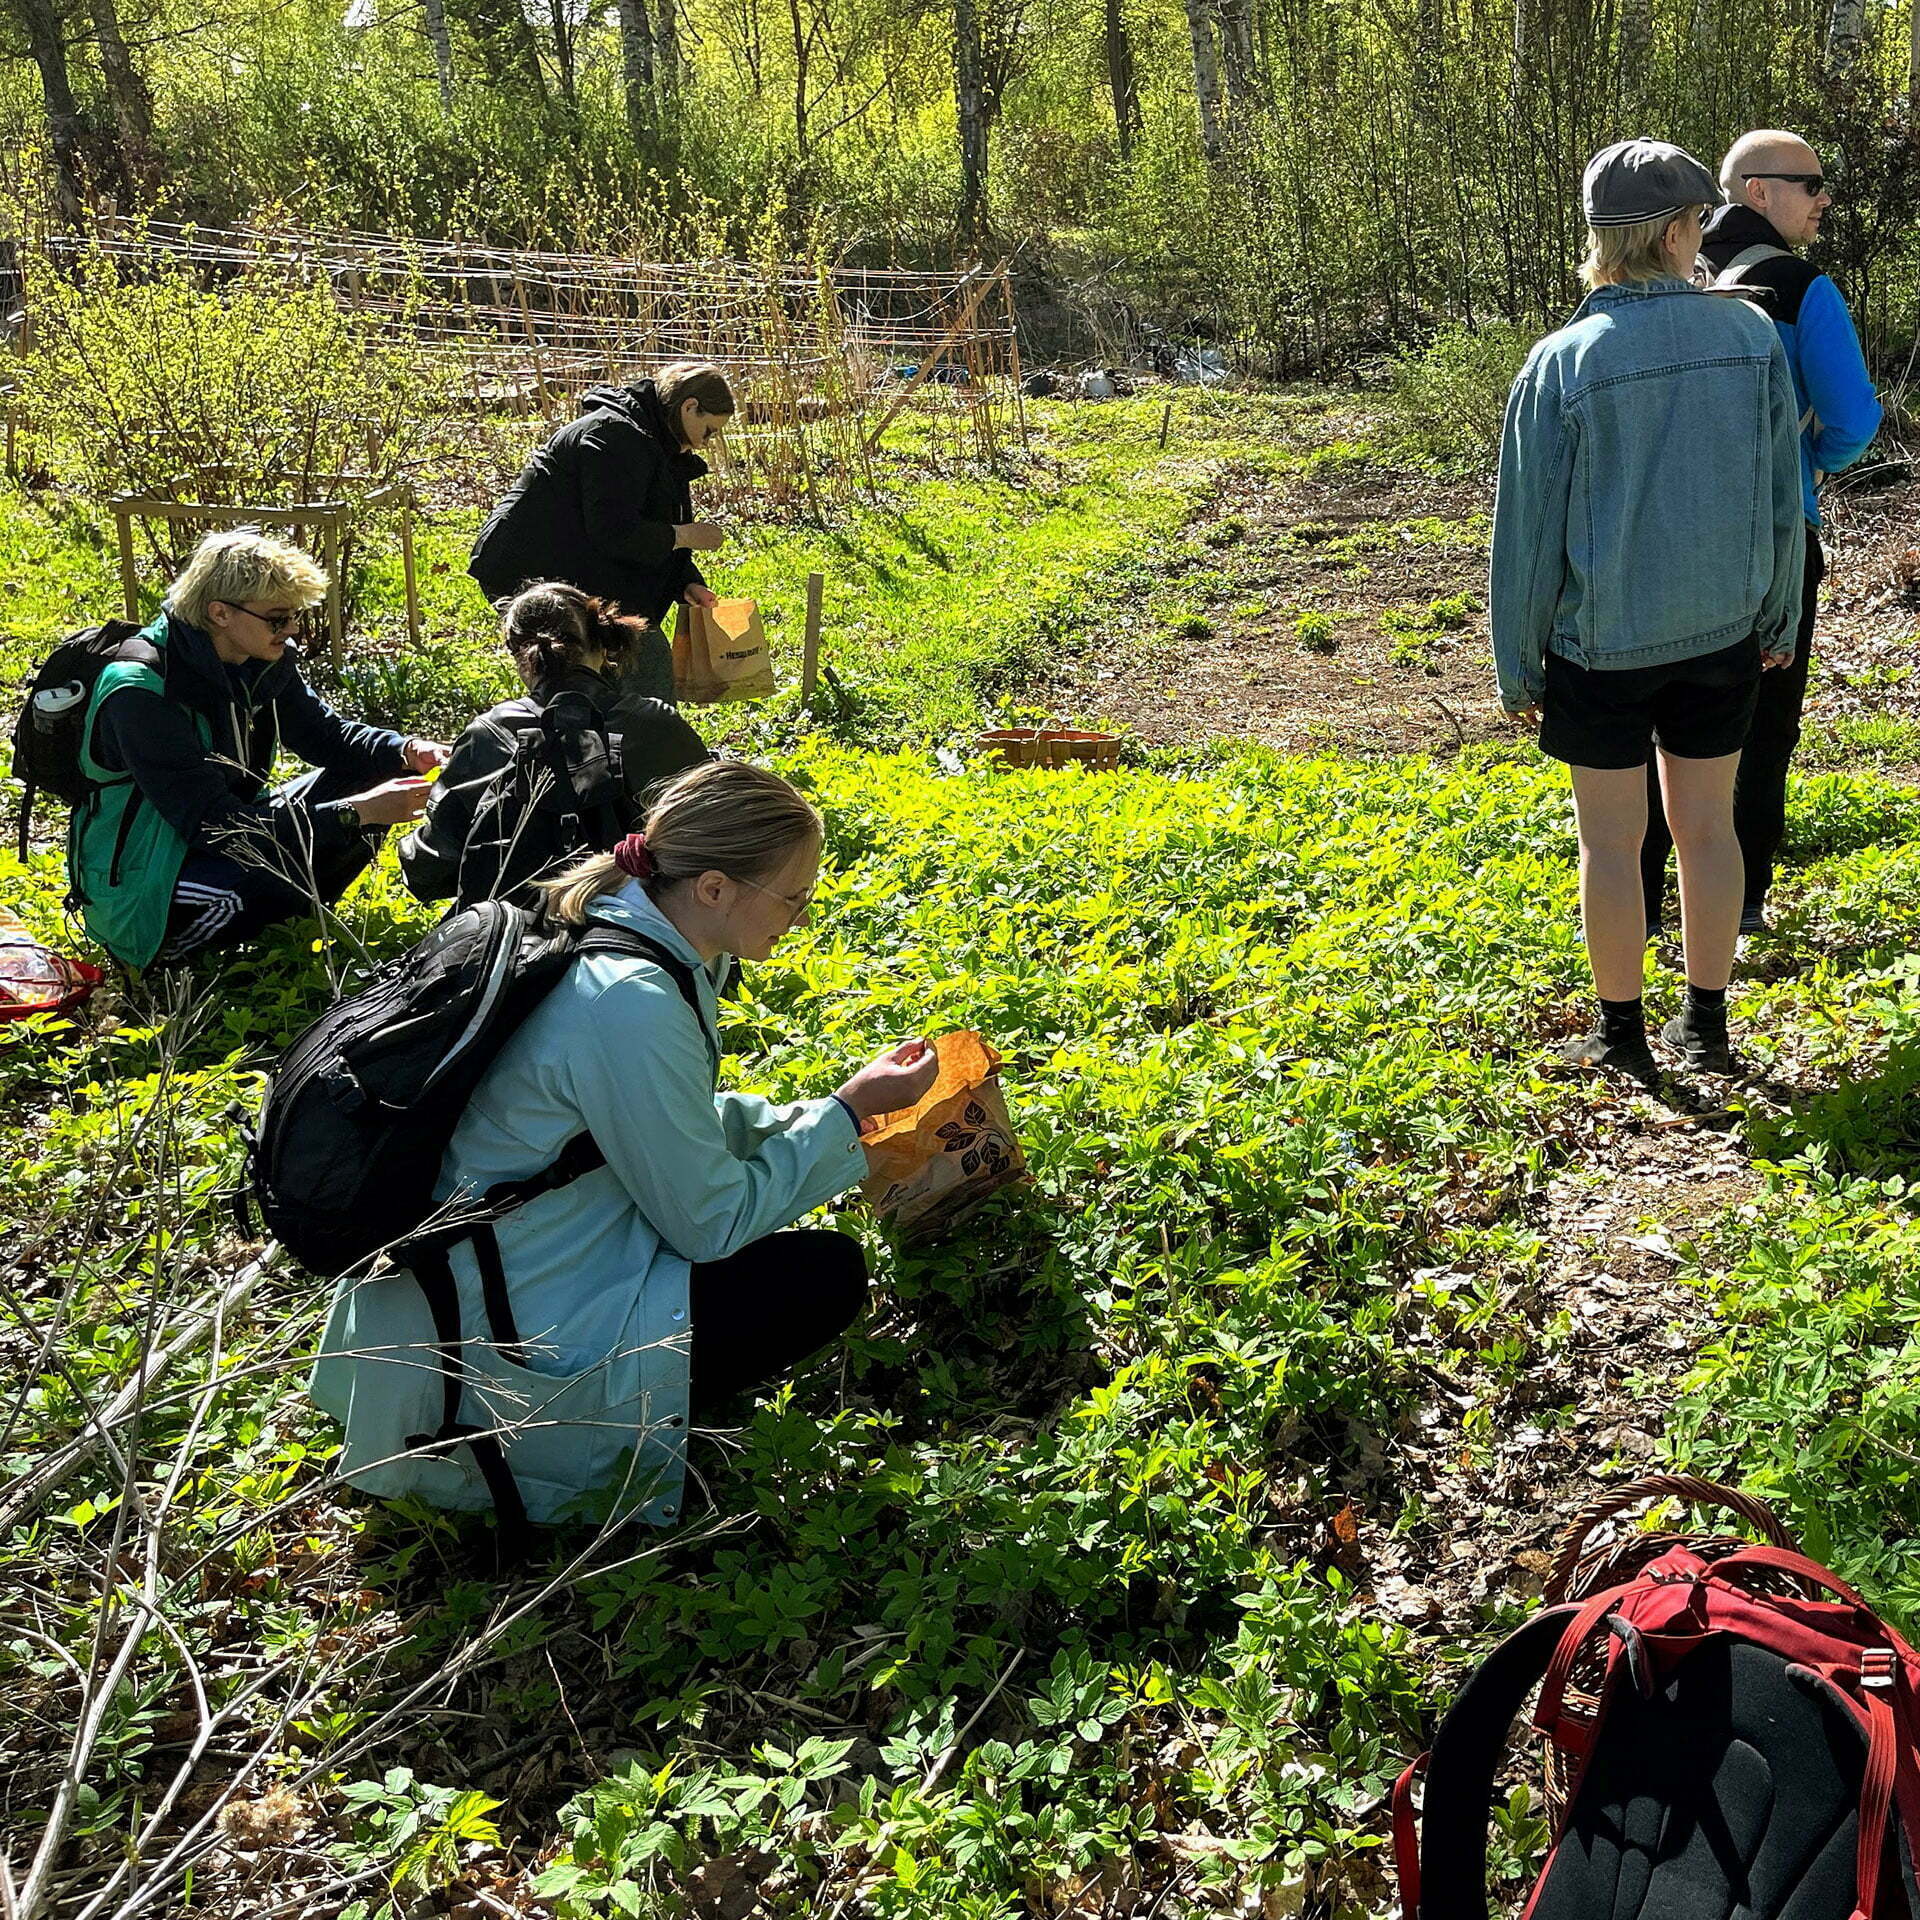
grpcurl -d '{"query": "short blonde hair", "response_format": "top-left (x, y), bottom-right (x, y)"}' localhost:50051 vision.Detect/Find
top-left (542, 760), bottom-right (821, 926)
top-left (168, 529), bottom-right (329, 632)
top-left (1580, 210), bottom-right (1701, 289)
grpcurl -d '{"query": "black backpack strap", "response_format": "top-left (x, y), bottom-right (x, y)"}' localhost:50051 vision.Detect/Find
top-left (401, 1240), bottom-right (533, 1561)
top-left (572, 925), bottom-right (720, 1075)
top-left (16, 781), bottom-right (33, 863)
top-left (1400, 1604), bottom-right (1583, 1920)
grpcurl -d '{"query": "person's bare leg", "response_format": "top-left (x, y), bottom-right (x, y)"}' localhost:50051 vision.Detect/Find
top-left (1569, 763), bottom-right (1653, 1001)
top-left (1657, 748), bottom-right (1743, 991)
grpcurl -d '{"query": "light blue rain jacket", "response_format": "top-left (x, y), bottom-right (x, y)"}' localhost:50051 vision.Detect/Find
top-left (310, 879), bottom-right (867, 1525)
top-left (1489, 277), bottom-right (1806, 714)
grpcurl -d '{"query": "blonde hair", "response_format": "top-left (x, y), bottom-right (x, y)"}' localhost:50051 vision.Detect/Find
top-left (655, 361), bottom-right (736, 421)
top-left (1580, 210), bottom-right (1701, 289)
top-left (542, 760), bottom-right (822, 927)
top-left (168, 528), bottom-right (329, 632)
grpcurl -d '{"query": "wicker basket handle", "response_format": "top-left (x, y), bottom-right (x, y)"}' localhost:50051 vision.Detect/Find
top-left (1544, 1472), bottom-right (1796, 1603)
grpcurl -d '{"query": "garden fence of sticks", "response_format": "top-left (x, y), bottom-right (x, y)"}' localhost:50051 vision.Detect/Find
top-left (31, 219), bottom-right (1029, 514)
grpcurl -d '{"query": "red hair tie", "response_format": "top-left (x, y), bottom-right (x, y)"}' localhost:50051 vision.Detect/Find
top-left (613, 832), bottom-right (655, 880)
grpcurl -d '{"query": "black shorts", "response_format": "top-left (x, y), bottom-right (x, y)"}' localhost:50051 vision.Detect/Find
top-left (1538, 635), bottom-right (1762, 770)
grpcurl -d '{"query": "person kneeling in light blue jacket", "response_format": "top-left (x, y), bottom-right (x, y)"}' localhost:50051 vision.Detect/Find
top-left (311, 761), bottom-right (937, 1529)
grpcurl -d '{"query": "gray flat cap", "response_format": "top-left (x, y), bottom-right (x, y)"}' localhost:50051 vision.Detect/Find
top-left (1583, 138), bottom-right (1722, 227)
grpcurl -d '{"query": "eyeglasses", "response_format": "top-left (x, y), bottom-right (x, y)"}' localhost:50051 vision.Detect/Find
top-left (220, 601), bottom-right (301, 634)
top-left (1742, 173), bottom-right (1827, 195)
top-left (737, 876), bottom-right (815, 919)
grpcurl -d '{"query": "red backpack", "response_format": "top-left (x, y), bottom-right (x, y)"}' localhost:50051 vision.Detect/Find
top-left (1395, 1488), bottom-right (1920, 1920)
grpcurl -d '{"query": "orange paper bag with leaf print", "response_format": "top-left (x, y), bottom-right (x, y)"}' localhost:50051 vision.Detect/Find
top-left (860, 1031), bottom-right (1027, 1241)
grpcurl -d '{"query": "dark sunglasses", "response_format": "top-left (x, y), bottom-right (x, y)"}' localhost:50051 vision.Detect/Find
top-left (219, 601), bottom-right (301, 634)
top-left (1742, 172), bottom-right (1827, 195)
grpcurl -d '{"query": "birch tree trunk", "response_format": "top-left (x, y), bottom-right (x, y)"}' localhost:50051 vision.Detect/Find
top-left (1103, 0), bottom-right (1139, 163)
top-left (1826, 0), bottom-right (1865, 64)
top-left (86, 0), bottom-right (155, 182)
top-left (616, 0), bottom-right (657, 140)
top-left (15, 0), bottom-right (87, 222)
top-left (955, 0), bottom-right (991, 235)
top-left (654, 0), bottom-right (682, 98)
top-left (421, 0), bottom-right (456, 106)
top-left (1217, 0), bottom-right (1259, 116)
top-left (1181, 0), bottom-right (1226, 158)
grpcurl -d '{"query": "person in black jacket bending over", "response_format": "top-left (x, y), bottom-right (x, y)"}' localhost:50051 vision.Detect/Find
top-left (469, 362), bottom-right (735, 704)
top-left (71, 528), bottom-right (447, 969)
top-left (398, 582), bottom-right (710, 911)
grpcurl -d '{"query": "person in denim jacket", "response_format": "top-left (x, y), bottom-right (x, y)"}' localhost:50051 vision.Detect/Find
top-left (1491, 139), bottom-right (1805, 1084)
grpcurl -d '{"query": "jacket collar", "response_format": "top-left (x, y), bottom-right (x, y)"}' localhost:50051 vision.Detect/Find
top-left (581, 380), bottom-right (710, 484)
top-left (587, 879), bottom-right (724, 982)
top-left (156, 607), bottom-right (299, 709)
top-left (1580, 275), bottom-right (1698, 313)
top-left (1702, 202), bottom-right (1793, 269)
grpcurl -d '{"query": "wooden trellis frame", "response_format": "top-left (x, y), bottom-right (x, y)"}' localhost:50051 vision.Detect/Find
top-left (41, 220), bottom-right (1027, 512)
top-left (109, 478), bottom-right (421, 668)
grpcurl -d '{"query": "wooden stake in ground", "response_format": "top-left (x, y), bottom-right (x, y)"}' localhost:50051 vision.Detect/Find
top-left (1158, 400), bottom-right (1173, 449)
top-left (800, 571), bottom-right (824, 709)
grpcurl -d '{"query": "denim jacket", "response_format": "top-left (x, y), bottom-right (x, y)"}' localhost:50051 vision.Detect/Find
top-left (1490, 278), bottom-right (1806, 713)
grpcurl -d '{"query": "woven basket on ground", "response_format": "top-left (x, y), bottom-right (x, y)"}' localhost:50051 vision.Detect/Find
top-left (1539, 1471), bottom-right (1802, 1813)
top-left (975, 727), bottom-right (1121, 771)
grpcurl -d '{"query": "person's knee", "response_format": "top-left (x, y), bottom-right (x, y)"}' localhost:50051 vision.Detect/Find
top-left (818, 1235), bottom-right (870, 1336)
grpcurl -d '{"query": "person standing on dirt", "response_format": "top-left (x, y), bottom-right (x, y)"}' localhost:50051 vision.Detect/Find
top-left (1491, 139), bottom-right (1805, 1083)
top-left (469, 362), bottom-right (735, 704)
top-left (1640, 130), bottom-right (1882, 941)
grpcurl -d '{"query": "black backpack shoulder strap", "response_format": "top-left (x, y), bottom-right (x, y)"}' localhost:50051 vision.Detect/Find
top-left (572, 924), bottom-right (720, 1074)
top-left (1406, 1604), bottom-right (1583, 1920)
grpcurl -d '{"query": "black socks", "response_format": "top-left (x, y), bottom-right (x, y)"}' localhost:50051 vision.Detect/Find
top-left (1599, 995), bottom-right (1646, 1045)
top-left (1683, 982), bottom-right (1728, 1033)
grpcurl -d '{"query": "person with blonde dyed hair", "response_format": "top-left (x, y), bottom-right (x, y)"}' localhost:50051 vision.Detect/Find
top-left (67, 527), bottom-right (449, 967)
top-left (1491, 138), bottom-right (1805, 1083)
top-left (469, 360), bottom-right (738, 703)
top-left (313, 758), bottom-right (939, 1527)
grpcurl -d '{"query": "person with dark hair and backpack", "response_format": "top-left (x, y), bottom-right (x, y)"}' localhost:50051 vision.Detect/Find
top-left (468, 361), bottom-right (736, 703)
top-left (1641, 129), bottom-right (1883, 942)
top-left (47, 528), bottom-right (446, 970)
top-left (307, 760), bottom-right (938, 1530)
top-left (397, 582), bottom-right (710, 912)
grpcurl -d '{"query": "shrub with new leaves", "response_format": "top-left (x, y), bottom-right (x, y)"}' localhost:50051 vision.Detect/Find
top-left (18, 239), bottom-right (439, 580)
top-left (1379, 323), bottom-right (1535, 474)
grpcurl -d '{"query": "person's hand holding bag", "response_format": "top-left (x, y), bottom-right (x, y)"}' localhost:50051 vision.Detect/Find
top-left (835, 1038), bottom-right (938, 1138)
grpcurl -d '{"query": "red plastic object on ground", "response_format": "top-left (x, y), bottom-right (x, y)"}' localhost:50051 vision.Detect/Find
top-left (0, 908), bottom-right (102, 1019)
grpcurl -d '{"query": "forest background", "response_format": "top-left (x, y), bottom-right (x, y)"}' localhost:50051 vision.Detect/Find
top-left (7, 0), bottom-right (1920, 369)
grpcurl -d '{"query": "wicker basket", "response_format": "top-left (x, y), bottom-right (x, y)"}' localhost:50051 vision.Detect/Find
top-left (1540, 1472), bottom-right (1801, 1813)
top-left (975, 726), bottom-right (1121, 771)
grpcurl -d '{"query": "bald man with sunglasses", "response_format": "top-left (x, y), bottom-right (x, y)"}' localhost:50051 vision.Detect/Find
top-left (1642, 129), bottom-right (1882, 939)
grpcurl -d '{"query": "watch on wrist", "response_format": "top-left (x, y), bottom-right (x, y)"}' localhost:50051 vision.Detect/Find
top-left (330, 799), bottom-right (362, 835)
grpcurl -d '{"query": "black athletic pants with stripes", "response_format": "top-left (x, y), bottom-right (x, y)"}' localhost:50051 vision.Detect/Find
top-left (158, 767), bottom-right (382, 964)
top-left (687, 1230), bottom-right (870, 1417)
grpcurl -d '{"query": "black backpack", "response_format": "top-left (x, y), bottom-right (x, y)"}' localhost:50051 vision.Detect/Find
top-left (247, 896), bottom-right (714, 1280)
top-left (10, 620), bottom-right (150, 857)
top-left (451, 692), bottom-right (708, 911)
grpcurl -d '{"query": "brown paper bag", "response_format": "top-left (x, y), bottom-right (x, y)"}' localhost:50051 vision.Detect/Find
top-left (672, 598), bottom-right (777, 705)
top-left (860, 1031), bottom-right (1027, 1241)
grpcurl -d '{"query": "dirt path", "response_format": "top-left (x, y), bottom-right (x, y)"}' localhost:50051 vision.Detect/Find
top-left (1041, 448), bottom-right (1920, 766)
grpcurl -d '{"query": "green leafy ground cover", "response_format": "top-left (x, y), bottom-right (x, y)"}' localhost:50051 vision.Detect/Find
top-left (4, 398), bottom-right (1920, 1916)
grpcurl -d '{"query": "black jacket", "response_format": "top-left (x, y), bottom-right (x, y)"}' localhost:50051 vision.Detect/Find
top-left (396, 662), bottom-right (710, 909)
top-left (92, 612), bottom-right (408, 866)
top-left (468, 382), bottom-right (710, 624)
top-left (1701, 206), bottom-right (1817, 324)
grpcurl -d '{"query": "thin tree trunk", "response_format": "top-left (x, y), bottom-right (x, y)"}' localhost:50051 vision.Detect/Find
top-left (1180, 0), bottom-right (1226, 159)
top-left (16, 0), bottom-right (87, 222)
top-left (616, 0), bottom-right (657, 138)
top-left (86, 0), bottom-right (154, 185)
top-left (421, 0), bottom-right (455, 106)
top-left (789, 0), bottom-right (811, 156)
top-left (654, 0), bottom-right (681, 97)
top-left (1826, 0), bottom-right (1864, 63)
top-left (1910, 0), bottom-right (1919, 96)
top-left (955, 0), bottom-right (990, 235)
top-left (547, 0), bottom-right (579, 110)
top-left (1103, 0), bottom-right (1140, 162)
top-left (1217, 0), bottom-right (1259, 115)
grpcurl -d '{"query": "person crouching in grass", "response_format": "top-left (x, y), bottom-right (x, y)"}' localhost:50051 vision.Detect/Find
top-left (1490, 139), bottom-right (1805, 1083)
top-left (69, 528), bottom-right (447, 968)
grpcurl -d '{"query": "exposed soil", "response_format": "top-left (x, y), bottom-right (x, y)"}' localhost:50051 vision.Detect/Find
top-left (1041, 450), bottom-right (1920, 767)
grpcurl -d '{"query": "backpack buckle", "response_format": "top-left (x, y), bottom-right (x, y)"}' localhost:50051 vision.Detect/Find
top-left (1861, 1649), bottom-right (1897, 1690)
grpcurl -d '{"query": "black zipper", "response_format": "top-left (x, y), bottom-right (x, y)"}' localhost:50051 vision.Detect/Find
top-left (107, 787), bottom-right (145, 888)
